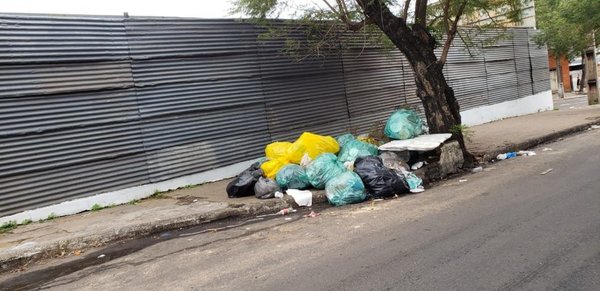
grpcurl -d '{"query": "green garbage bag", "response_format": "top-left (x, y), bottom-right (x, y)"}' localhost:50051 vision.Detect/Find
top-left (335, 133), bottom-right (355, 148)
top-left (325, 171), bottom-right (366, 206)
top-left (275, 164), bottom-right (310, 190)
top-left (337, 140), bottom-right (379, 163)
top-left (384, 109), bottom-right (424, 140)
top-left (305, 153), bottom-right (346, 189)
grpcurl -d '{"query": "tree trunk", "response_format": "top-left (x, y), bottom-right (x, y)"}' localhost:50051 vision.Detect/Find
top-left (580, 50), bottom-right (587, 93)
top-left (356, 0), bottom-right (475, 166)
top-left (555, 55), bottom-right (564, 98)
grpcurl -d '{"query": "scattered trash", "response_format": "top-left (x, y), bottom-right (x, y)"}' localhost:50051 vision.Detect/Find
top-left (402, 171), bottom-right (424, 192)
top-left (286, 189), bottom-right (313, 207)
top-left (540, 168), bottom-right (553, 175)
top-left (226, 162), bottom-right (263, 198)
top-left (265, 141), bottom-right (292, 161)
top-left (517, 150), bottom-right (536, 156)
top-left (300, 153), bottom-right (312, 167)
top-left (74, 250), bottom-right (82, 256)
top-left (354, 156), bottom-right (409, 198)
top-left (97, 254), bottom-right (106, 259)
top-left (591, 125), bottom-right (600, 129)
top-left (278, 208), bottom-right (297, 215)
top-left (496, 152), bottom-right (517, 160)
top-left (336, 133), bottom-right (355, 148)
top-left (304, 211), bottom-right (320, 218)
top-left (261, 158), bottom-right (287, 179)
top-left (275, 164), bottom-right (310, 190)
top-left (484, 166), bottom-right (496, 172)
top-left (459, 179), bottom-right (468, 183)
top-left (542, 148), bottom-right (553, 151)
top-left (344, 161), bottom-right (355, 171)
top-left (274, 191), bottom-right (284, 198)
top-left (379, 151), bottom-right (410, 172)
top-left (337, 139), bottom-right (379, 163)
top-left (284, 217), bottom-right (293, 221)
top-left (305, 153), bottom-right (345, 189)
top-left (254, 177), bottom-right (281, 199)
top-left (286, 132), bottom-right (339, 164)
top-left (325, 171), bottom-right (367, 206)
top-left (411, 161), bottom-right (424, 170)
top-left (384, 109), bottom-right (424, 140)
top-left (378, 133), bottom-right (452, 151)
top-left (472, 166), bottom-right (483, 173)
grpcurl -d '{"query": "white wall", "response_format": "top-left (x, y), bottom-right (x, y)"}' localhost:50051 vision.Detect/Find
top-left (460, 90), bottom-right (554, 126)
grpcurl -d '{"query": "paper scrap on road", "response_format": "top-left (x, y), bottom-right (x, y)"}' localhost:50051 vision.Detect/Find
top-left (540, 168), bottom-right (553, 175)
top-left (378, 133), bottom-right (452, 151)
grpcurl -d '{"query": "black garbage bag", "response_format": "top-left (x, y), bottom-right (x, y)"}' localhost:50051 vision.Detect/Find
top-left (226, 162), bottom-right (264, 198)
top-left (254, 177), bottom-right (280, 199)
top-left (353, 156), bottom-right (409, 198)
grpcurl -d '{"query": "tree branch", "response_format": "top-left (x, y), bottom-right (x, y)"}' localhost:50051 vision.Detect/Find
top-left (439, 0), bottom-right (469, 66)
top-left (414, 0), bottom-right (428, 26)
top-left (402, 0), bottom-right (411, 20)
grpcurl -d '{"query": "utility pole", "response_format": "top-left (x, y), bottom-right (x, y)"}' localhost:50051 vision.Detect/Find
top-left (585, 31), bottom-right (599, 105)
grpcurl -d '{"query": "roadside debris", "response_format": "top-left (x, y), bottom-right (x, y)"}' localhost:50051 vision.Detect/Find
top-left (542, 148), bottom-right (553, 151)
top-left (97, 254), bottom-right (106, 259)
top-left (277, 208), bottom-right (297, 215)
top-left (540, 168), bottom-right (553, 175)
top-left (384, 109), bottom-right (424, 140)
top-left (325, 171), bottom-right (367, 206)
top-left (305, 153), bottom-right (345, 189)
top-left (304, 211), bottom-right (320, 218)
top-left (227, 109), bottom-right (430, 208)
top-left (226, 162), bottom-right (263, 198)
top-left (590, 125), bottom-right (600, 129)
top-left (411, 161), bottom-right (424, 170)
top-left (354, 156), bottom-right (409, 199)
top-left (517, 150), bottom-right (536, 156)
top-left (254, 177), bottom-right (280, 199)
top-left (378, 133), bottom-right (452, 151)
top-left (459, 179), bottom-right (468, 183)
top-left (496, 152), bottom-right (517, 160)
top-left (286, 189), bottom-right (313, 207)
top-left (472, 166), bottom-right (483, 173)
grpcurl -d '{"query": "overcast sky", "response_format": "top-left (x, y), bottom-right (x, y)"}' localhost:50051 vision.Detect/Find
top-left (0, 0), bottom-right (237, 18)
top-left (0, 0), bottom-right (325, 18)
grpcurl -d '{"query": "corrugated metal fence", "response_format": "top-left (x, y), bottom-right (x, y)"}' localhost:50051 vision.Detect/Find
top-left (0, 14), bottom-right (550, 216)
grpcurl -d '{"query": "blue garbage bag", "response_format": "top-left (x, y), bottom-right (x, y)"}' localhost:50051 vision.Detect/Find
top-left (338, 140), bottom-right (379, 163)
top-left (275, 164), bottom-right (310, 190)
top-left (325, 171), bottom-right (367, 206)
top-left (305, 153), bottom-right (346, 189)
top-left (384, 109), bottom-right (424, 140)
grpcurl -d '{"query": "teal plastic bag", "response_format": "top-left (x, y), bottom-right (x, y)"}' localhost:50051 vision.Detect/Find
top-left (275, 164), bottom-right (310, 190)
top-left (337, 140), bottom-right (379, 163)
top-left (335, 133), bottom-right (355, 148)
top-left (325, 171), bottom-right (367, 206)
top-left (405, 172), bottom-right (423, 190)
top-left (384, 109), bottom-right (424, 140)
top-left (305, 153), bottom-right (346, 189)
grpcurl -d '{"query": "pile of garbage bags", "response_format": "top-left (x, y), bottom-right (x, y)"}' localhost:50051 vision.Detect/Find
top-left (226, 108), bottom-right (430, 207)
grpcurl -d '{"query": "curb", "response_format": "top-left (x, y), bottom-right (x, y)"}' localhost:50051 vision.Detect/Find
top-left (474, 121), bottom-right (600, 162)
top-left (0, 192), bottom-right (329, 274)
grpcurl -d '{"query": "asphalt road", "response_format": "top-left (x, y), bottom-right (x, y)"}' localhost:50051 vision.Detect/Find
top-left (2, 130), bottom-right (599, 291)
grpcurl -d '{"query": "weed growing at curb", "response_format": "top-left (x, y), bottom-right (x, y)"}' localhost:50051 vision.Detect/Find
top-left (0, 220), bottom-right (18, 234)
top-left (450, 124), bottom-right (474, 143)
top-left (46, 213), bottom-right (57, 221)
top-left (91, 204), bottom-right (103, 211)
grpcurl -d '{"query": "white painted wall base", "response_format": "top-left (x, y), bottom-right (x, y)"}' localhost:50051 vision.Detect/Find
top-left (460, 90), bottom-right (554, 126)
top-left (0, 159), bottom-right (258, 225)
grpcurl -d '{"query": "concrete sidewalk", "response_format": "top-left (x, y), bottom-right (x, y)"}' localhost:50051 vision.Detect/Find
top-left (2, 102), bottom-right (600, 272)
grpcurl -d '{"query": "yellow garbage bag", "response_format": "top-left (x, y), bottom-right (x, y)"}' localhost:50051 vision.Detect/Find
top-left (265, 141), bottom-right (292, 161)
top-left (261, 158), bottom-right (287, 179)
top-left (286, 132), bottom-right (340, 164)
